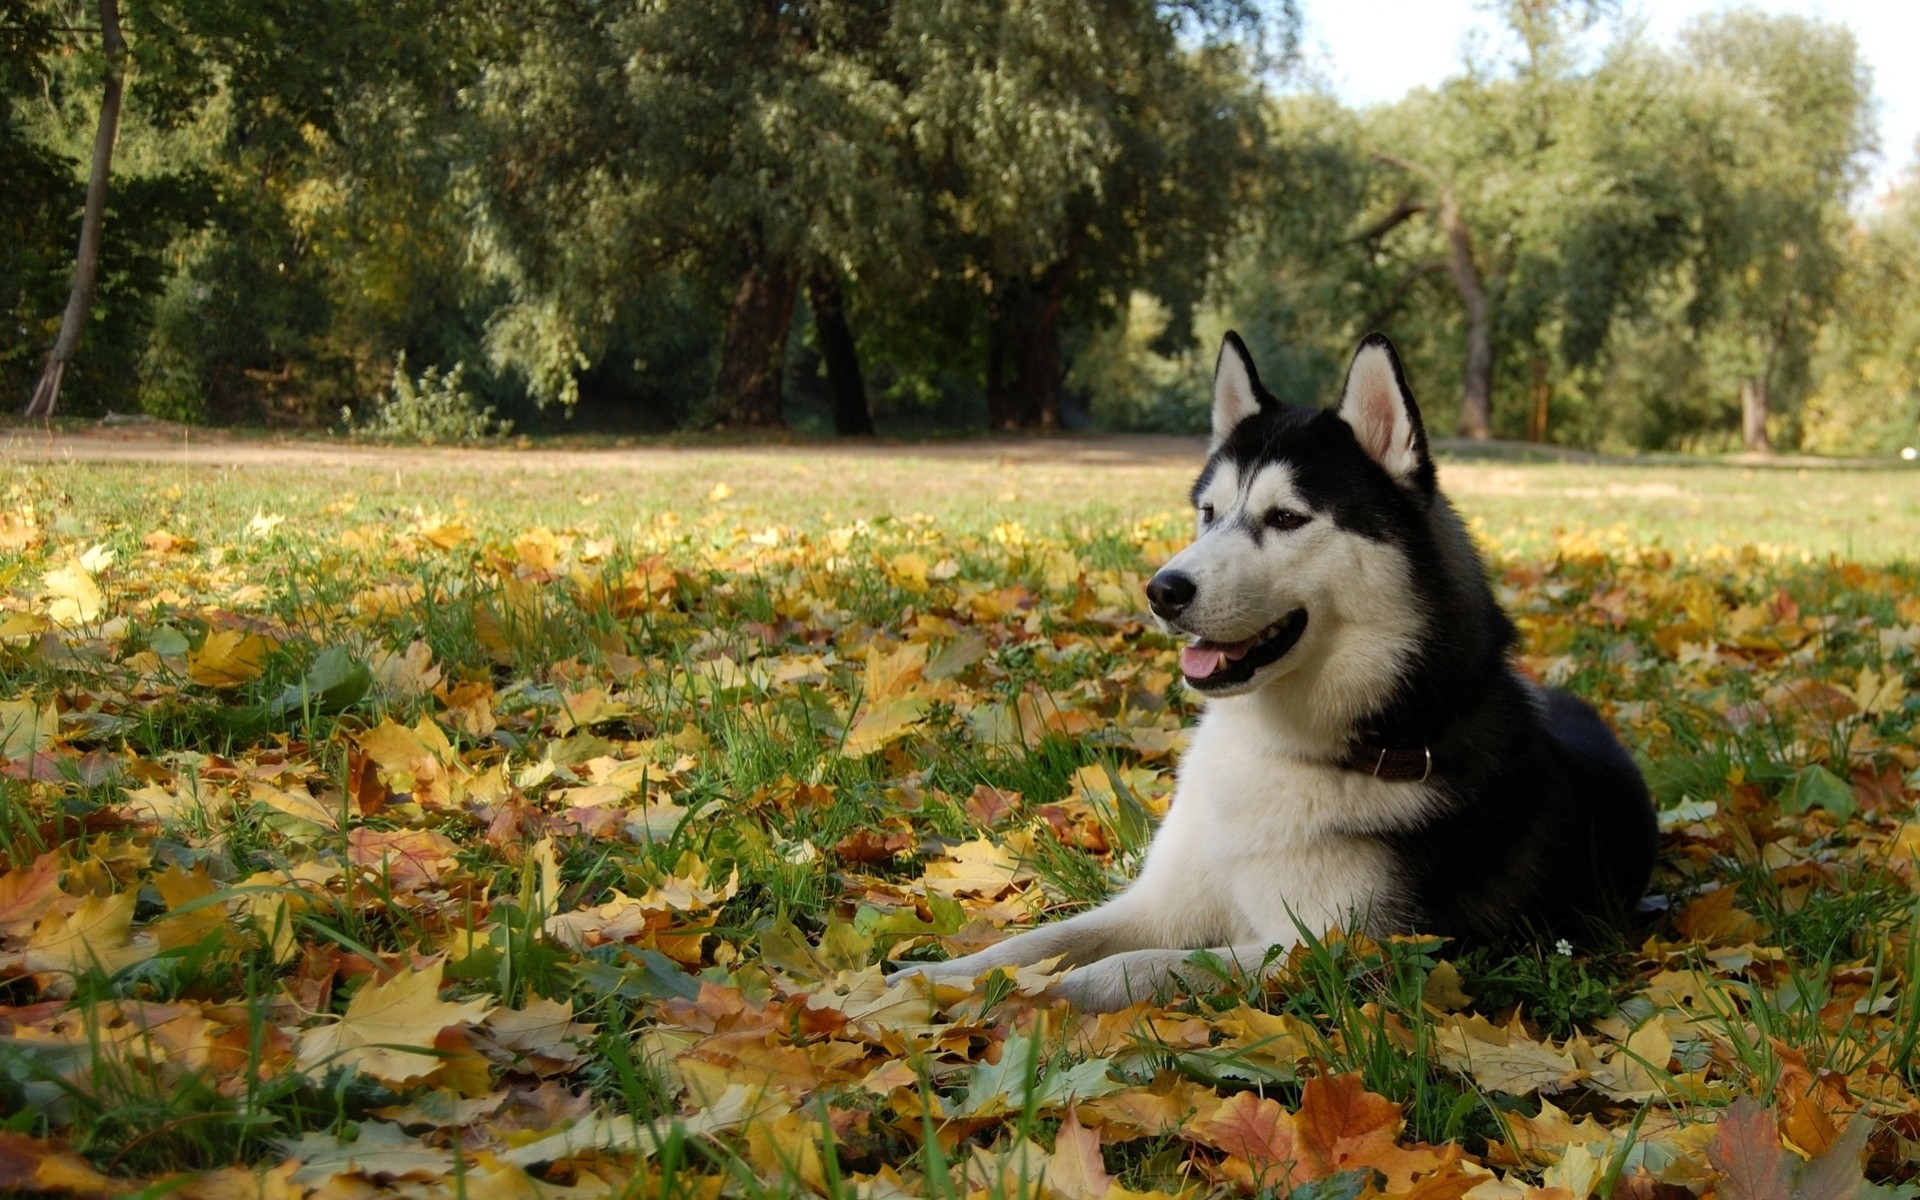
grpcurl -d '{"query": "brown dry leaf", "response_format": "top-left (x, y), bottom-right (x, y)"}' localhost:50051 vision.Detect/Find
top-left (1434, 1014), bottom-right (1585, 1097)
top-left (1291, 1073), bottom-right (1453, 1192)
top-left (347, 826), bottom-right (461, 890)
top-left (370, 639), bottom-right (442, 699)
top-left (295, 958), bottom-right (494, 1085)
top-left (1187, 1087), bottom-right (1313, 1193)
top-left (1674, 886), bottom-right (1769, 944)
top-left (0, 1129), bottom-right (125, 1196)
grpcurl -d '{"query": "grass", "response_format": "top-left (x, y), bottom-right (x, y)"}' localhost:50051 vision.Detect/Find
top-left (0, 440), bottom-right (1917, 1195)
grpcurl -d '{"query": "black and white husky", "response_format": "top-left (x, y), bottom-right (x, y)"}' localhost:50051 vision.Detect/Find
top-left (895, 333), bottom-right (1658, 1012)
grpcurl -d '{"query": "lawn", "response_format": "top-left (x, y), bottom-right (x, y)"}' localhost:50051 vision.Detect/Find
top-left (0, 441), bottom-right (1918, 1197)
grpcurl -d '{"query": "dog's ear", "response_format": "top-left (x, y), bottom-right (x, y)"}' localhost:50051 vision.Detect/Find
top-left (1211, 331), bottom-right (1267, 448)
top-left (1337, 333), bottom-right (1434, 492)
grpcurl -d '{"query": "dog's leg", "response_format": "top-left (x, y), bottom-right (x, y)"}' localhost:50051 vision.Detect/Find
top-left (889, 884), bottom-right (1202, 988)
top-left (1055, 940), bottom-right (1285, 1013)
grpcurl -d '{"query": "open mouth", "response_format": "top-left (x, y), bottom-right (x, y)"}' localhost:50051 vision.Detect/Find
top-left (1179, 609), bottom-right (1309, 689)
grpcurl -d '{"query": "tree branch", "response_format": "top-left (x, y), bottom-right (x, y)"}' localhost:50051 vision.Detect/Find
top-left (1352, 191), bottom-right (1427, 243)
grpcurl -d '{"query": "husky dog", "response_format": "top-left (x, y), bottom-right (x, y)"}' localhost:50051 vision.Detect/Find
top-left (893, 333), bottom-right (1657, 1012)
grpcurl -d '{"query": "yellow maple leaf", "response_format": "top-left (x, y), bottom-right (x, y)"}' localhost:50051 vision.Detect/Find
top-left (295, 959), bottom-right (493, 1085)
top-left (41, 551), bottom-right (107, 626)
top-left (24, 893), bottom-right (156, 993)
top-left (512, 525), bottom-right (562, 570)
top-left (841, 642), bottom-right (936, 757)
top-left (0, 697), bottom-right (57, 760)
top-left (189, 629), bottom-right (272, 688)
top-left (413, 513), bottom-right (471, 549)
top-left (355, 717), bottom-right (463, 805)
top-left (151, 863), bottom-right (232, 952)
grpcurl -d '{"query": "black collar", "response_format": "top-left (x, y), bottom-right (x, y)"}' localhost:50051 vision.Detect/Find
top-left (1338, 738), bottom-right (1433, 782)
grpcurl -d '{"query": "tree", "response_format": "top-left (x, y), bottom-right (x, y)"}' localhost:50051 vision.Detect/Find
top-left (1680, 11), bottom-right (1872, 451)
top-left (1801, 166), bottom-right (1920, 454)
top-left (890, 0), bottom-right (1278, 430)
top-left (467, 1), bottom-right (919, 430)
top-left (22, 0), bottom-right (123, 418)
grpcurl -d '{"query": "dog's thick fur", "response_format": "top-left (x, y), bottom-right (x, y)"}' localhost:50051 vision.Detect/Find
top-left (892, 333), bottom-right (1658, 1012)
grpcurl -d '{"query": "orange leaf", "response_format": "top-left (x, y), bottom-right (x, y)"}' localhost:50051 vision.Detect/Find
top-left (1295, 1073), bottom-right (1450, 1192)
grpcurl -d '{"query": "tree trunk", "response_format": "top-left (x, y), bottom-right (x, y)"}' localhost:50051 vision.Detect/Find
top-left (1439, 189), bottom-right (1493, 440)
top-left (712, 258), bottom-right (798, 429)
top-left (1526, 355), bottom-right (1549, 442)
top-left (1740, 377), bottom-right (1771, 452)
top-left (806, 271), bottom-right (871, 436)
top-left (23, 0), bottom-right (125, 419)
top-left (985, 264), bottom-right (1067, 432)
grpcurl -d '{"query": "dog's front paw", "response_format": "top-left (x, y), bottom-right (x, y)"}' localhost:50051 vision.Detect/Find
top-left (886, 951), bottom-right (993, 988)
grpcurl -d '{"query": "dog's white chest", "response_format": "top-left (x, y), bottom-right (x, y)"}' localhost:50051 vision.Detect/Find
top-left (1140, 703), bottom-right (1421, 945)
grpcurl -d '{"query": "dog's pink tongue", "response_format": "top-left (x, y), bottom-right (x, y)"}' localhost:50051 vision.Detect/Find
top-left (1180, 636), bottom-right (1258, 678)
top-left (1180, 644), bottom-right (1226, 678)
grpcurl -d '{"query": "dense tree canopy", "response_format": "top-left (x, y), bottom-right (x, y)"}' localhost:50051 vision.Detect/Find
top-left (4, 0), bottom-right (1915, 451)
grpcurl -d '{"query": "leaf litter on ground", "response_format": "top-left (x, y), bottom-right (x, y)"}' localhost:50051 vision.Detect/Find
top-left (0, 463), bottom-right (1916, 1196)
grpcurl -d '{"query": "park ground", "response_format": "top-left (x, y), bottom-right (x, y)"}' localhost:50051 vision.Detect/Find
top-left (0, 428), bottom-right (1918, 1196)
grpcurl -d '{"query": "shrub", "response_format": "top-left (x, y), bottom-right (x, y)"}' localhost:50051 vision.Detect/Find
top-left (344, 354), bottom-right (512, 444)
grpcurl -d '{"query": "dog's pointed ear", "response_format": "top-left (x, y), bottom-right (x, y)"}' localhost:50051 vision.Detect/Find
top-left (1211, 331), bottom-right (1267, 448)
top-left (1337, 333), bottom-right (1434, 492)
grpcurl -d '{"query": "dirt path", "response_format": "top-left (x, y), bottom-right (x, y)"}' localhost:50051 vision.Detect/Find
top-left (9, 419), bottom-right (1901, 473)
top-left (1, 423), bottom-right (1217, 472)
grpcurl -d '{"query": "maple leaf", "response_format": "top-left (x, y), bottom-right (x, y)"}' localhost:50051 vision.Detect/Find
top-left (295, 959), bottom-right (493, 1085)
top-left (0, 1130), bottom-right (125, 1195)
top-left (945, 1026), bottom-right (1125, 1118)
top-left (1434, 1013), bottom-right (1584, 1096)
top-left (355, 717), bottom-right (465, 804)
top-left (481, 996), bottom-right (595, 1074)
top-left (41, 547), bottom-right (109, 626)
top-left (188, 629), bottom-right (272, 688)
top-left (0, 698), bottom-right (57, 760)
top-left (1044, 1111), bottom-right (1114, 1200)
top-left (1294, 1073), bottom-right (1451, 1192)
top-left (0, 852), bottom-right (63, 940)
top-left (841, 642), bottom-right (939, 757)
top-left (369, 639), bottom-right (442, 699)
top-left (24, 893), bottom-right (157, 994)
top-left (280, 1120), bottom-right (452, 1187)
top-left (1709, 1097), bottom-right (1908, 1200)
top-left (347, 826), bottom-right (461, 890)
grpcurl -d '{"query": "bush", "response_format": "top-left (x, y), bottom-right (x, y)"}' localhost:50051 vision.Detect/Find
top-left (343, 354), bottom-right (512, 444)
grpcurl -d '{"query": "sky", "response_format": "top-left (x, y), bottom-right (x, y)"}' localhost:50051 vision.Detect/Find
top-left (1298, 0), bottom-right (1919, 202)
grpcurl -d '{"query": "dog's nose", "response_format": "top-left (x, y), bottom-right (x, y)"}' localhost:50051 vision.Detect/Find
top-left (1145, 571), bottom-right (1197, 620)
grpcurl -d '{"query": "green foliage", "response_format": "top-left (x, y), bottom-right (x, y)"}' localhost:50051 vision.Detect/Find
top-left (3, 0), bottom-right (1915, 450)
top-left (342, 354), bottom-right (510, 444)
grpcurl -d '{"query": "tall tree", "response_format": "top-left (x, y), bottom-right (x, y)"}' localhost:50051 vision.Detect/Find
top-left (1681, 12), bottom-right (1871, 451)
top-left (891, 0), bottom-right (1277, 430)
top-left (469, 1), bottom-right (918, 429)
top-left (22, 0), bottom-right (123, 418)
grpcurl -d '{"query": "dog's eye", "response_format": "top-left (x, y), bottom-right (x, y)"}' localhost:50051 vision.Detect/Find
top-left (1265, 508), bottom-right (1311, 532)
top-left (1198, 504), bottom-right (1216, 525)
